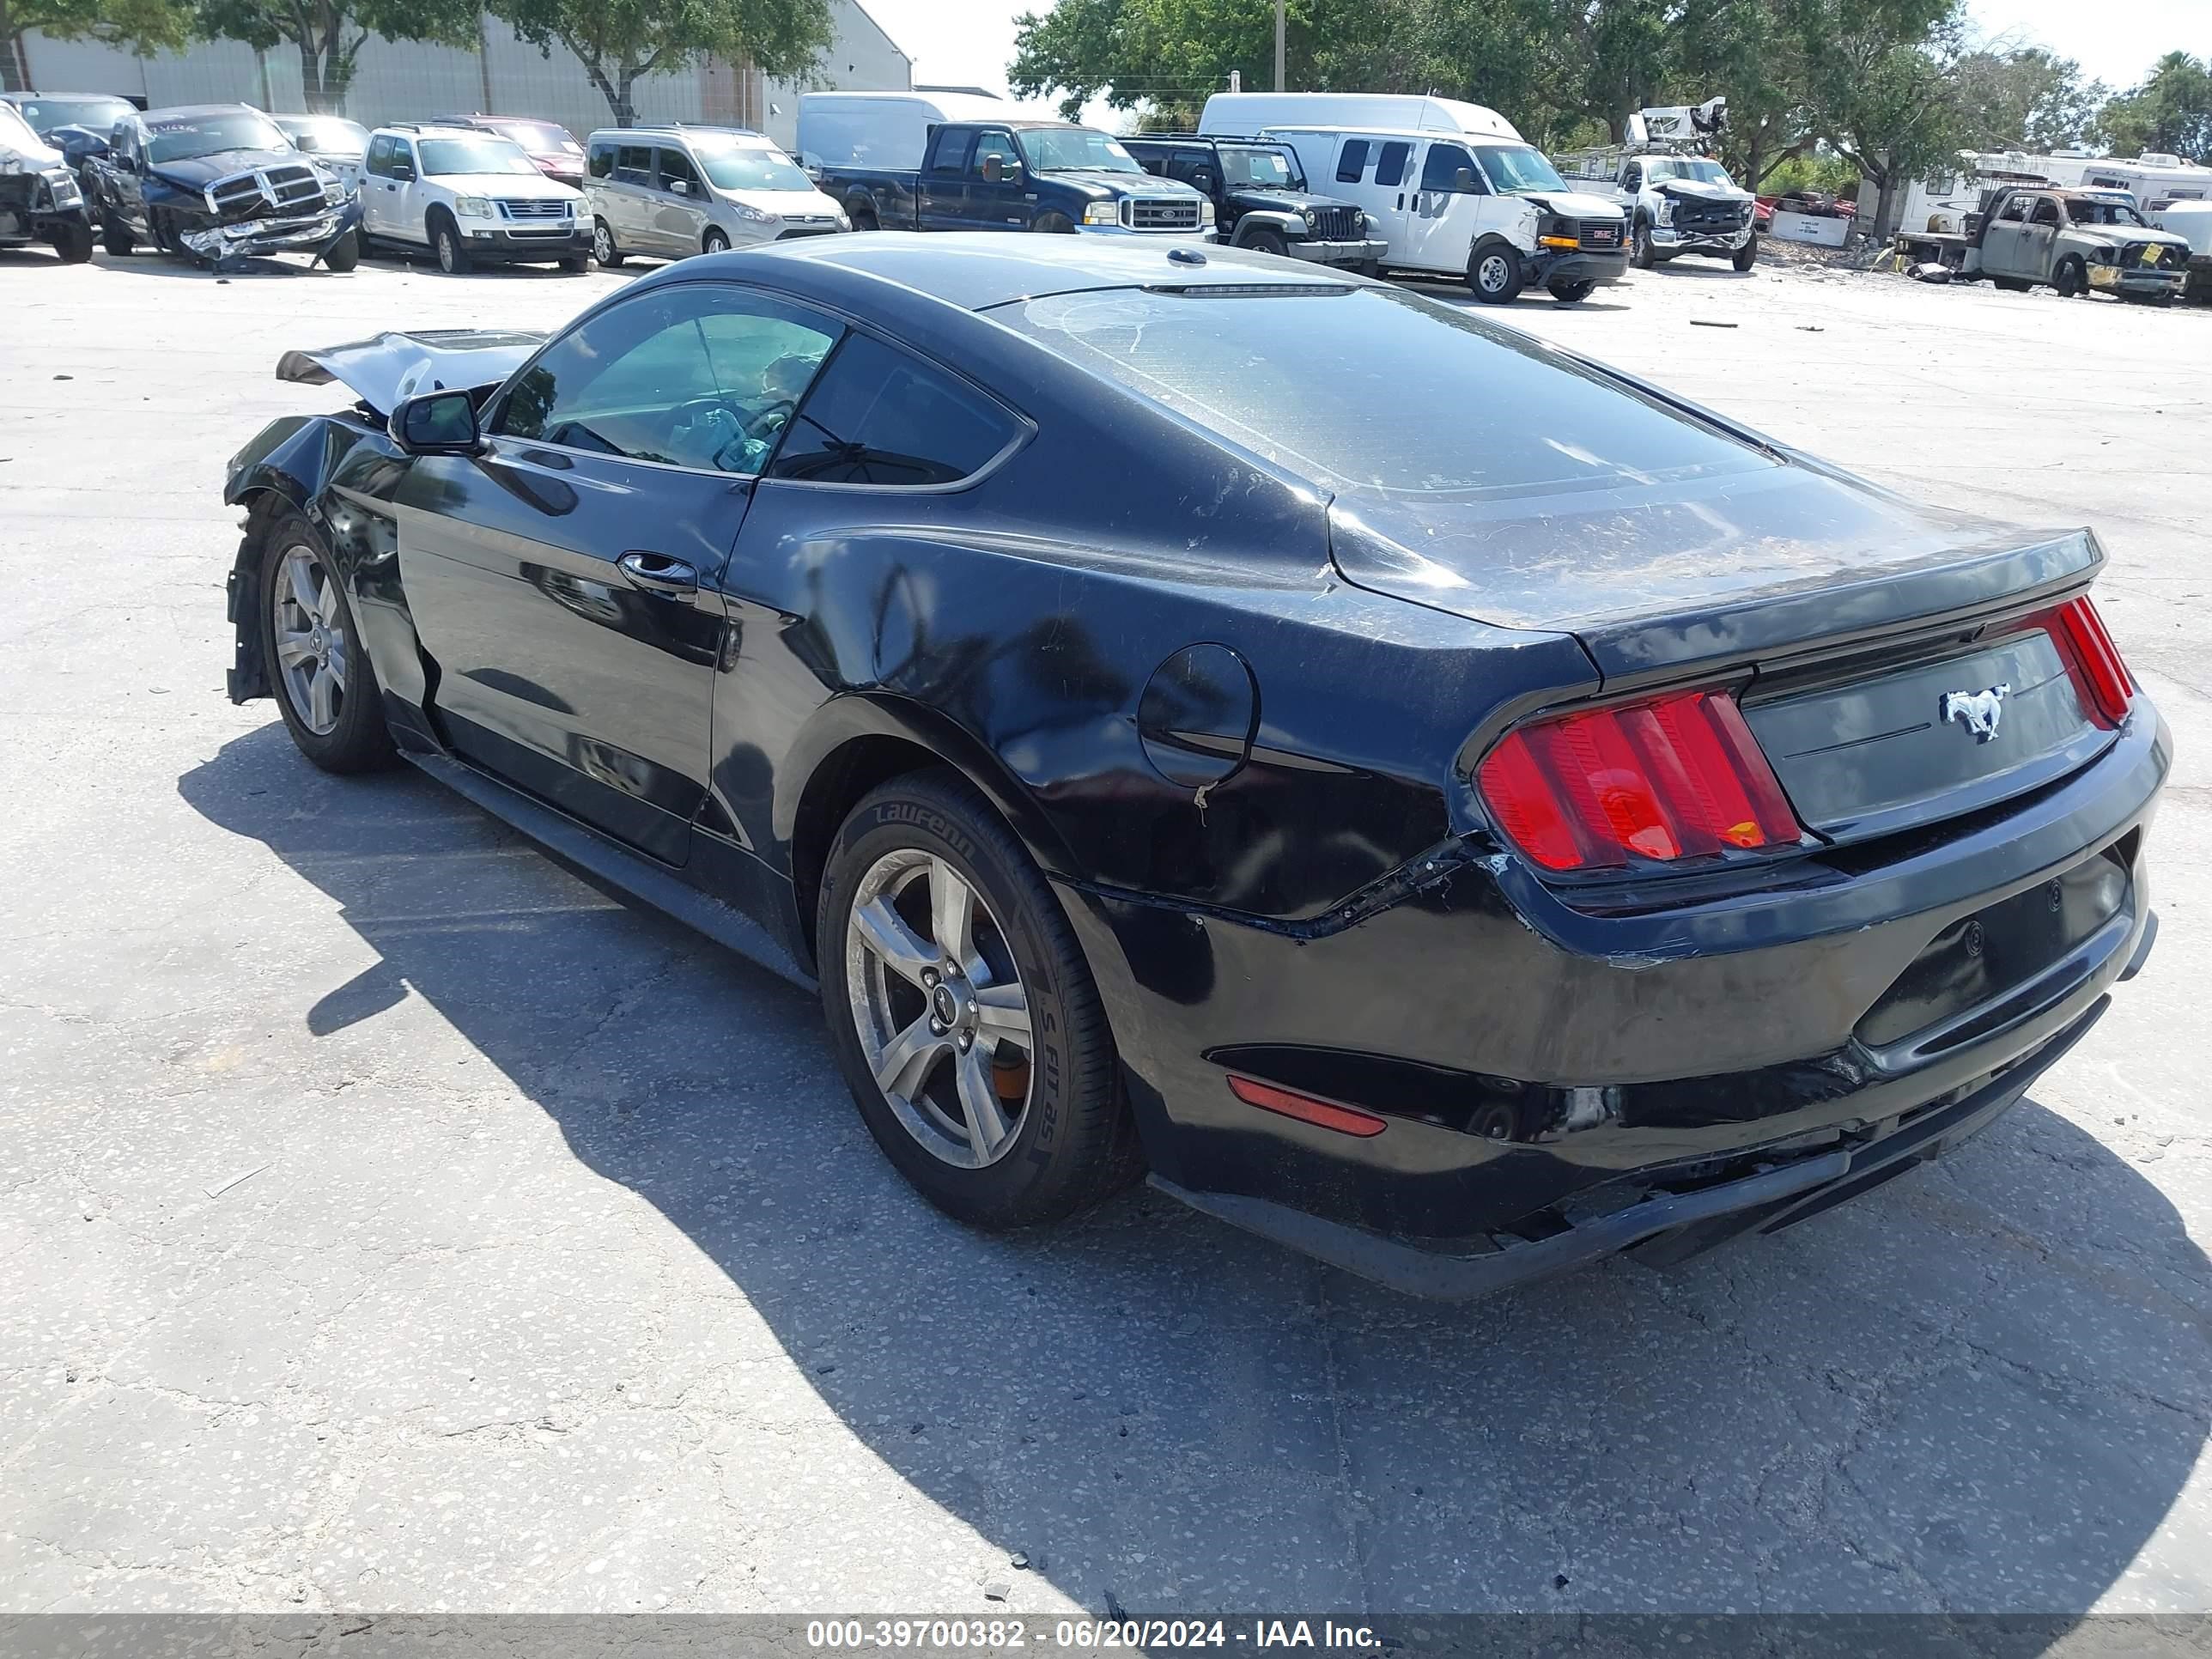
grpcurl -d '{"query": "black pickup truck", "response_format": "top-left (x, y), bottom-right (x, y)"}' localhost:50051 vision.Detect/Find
top-left (812, 119), bottom-right (1212, 239)
top-left (1121, 133), bottom-right (1385, 270)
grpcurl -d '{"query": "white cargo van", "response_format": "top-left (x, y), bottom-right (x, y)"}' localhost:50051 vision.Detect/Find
top-left (1200, 91), bottom-right (1520, 142)
top-left (1256, 125), bottom-right (1627, 303)
top-left (798, 90), bottom-right (1064, 173)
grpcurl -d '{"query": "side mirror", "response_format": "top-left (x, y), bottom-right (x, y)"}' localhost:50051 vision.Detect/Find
top-left (981, 154), bottom-right (1013, 184)
top-left (389, 161), bottom-right (415, 182)
top-left (668, 177), bottom-right (690, 195)
top-left (293, 134), bottom-right (319, 153)
top-left (1193, 170), bottom-right (1216, 191)
top-left (1453, 167), bottom-right (1477, 193)
top-left (389, 389), bottom-right (482, 457)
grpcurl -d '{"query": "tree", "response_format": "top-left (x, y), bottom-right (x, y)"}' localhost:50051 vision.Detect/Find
top-left (3, 0), bottom-right (187, 96)
top-left (1952, 46), bottom-right (2106, 151)
top-left (1794, 0), bottom-right (1963, 237)
top-left (2100, 52), bottom-right (2212, 161)
top-left (193, 0), bottom-right (479, 112)
top-left (489, 0), bottom-right (832, 128)
top-left (1663, 0), bottom-right (1815, 185)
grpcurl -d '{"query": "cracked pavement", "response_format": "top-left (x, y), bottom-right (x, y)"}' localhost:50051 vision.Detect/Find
top-left (0, 245), bottom-right (2206, 1619)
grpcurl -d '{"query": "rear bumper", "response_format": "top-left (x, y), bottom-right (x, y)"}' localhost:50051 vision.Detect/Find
top-left (1153, 988), bottom-right (2114, 1299)
top-left (1060, 701), bottom-right (2168, 1269)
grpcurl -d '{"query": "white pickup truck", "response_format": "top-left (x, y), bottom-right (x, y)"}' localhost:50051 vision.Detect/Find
top-left (1557, 102), bottom-right (1759, 272)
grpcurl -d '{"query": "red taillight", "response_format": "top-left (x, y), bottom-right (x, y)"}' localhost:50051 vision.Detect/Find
top-left (2049, 595), bottom-right (2134, 727)
top-left (1477, 689), bottom-right (1804, 874)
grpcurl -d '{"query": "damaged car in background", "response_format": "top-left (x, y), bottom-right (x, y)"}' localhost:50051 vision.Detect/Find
top-left (0, 96), bottom-right (93, 262)
top-left (216, 237), bottom-right (2165, 1301)
top-left (83, 103), bottom-right (359, 270)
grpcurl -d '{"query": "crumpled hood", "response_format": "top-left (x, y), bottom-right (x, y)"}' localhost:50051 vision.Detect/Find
top-left (276, 328), bottom-right (546, 418)
top-left (1656, 177), bottom-right (1754, 206)
top-left (1516, 189), bottom-right (1628, 221)
top-left (149, 146), bottom-right (313, 191)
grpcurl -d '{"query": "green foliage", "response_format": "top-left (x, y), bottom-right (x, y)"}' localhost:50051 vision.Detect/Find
top-left (489, 0), bottom-right (833, 126)
top-left (2, 0), bottom-right (189, 93)
top-left (1759, 151), bottom-right (1856, 198)
top-left (193, 0), bottom-right (479, 111)
top-left (2100, 52), bottom-right (2212, 161)
top-left (1952, 46), bottom-right (2106, 152)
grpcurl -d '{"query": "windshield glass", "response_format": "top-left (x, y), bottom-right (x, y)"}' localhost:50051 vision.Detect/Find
top-left (1223, 145), bottom-right (1301, 189)
top-left (1017, 127), bottom-right (1141, 173)
top-left (1477, 144), bottom-right (1568, 194)
top-left (12, 94), bottom-right (134, 136)
top-left (1004, 284), bottom-right (1765, 498)
top-left (2069, 198), bottom-right (2149, 227)
top-left (491, 119), bottom-right (580, 156)
top-left (418, 136), bottom-right (540, 177)
top-left (275, 115), bottom-right (368, 156)
top-left (1646, 158), bottom-right (1735, 186)
top-left (148, 110), bottom-right (288, 162)
top-left (692, 136), bottom-right (813, 191)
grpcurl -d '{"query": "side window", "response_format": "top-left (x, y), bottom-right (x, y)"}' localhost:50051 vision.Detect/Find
top-left (494, 285), bottom-right (842, 474)
top-left (929, 129), bottom-right (974, 174)
top-left (658, 146), bottom-right (701, 192)
top-left (969, 129), bottom-right (1018, 180)
top-left (769, 333), bottom-right (1020, 488)
top-left (2030, 198), bottom-right (2062, 227)
top-left (1622, 162), bottom-right (1642, 192)
top-left (392, 140), bottom-right (416, 178)
top-left (366, 134), bottom-right (392, 178)
top-left (1375, 141), bottom-right (1409, 187)
top-left (1334, 138), bottom-right (1370, 184)
top-left (1127, 145), bottom-right (1168, 178)
top-left (1176, 148), bottom-right (1215, 186)
top-left (615, 144), bottom-right (653, 185)
top-left (587, 142), bottom-right (614, 179)
top-left (1996, 194), bottom-right (2027, 222)
top-left (1420, 143), bottom-right (1477, 193)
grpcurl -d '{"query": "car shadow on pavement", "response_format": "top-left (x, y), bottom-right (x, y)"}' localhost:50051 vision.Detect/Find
top-left (179, 724), bottom-right (2212, 1615)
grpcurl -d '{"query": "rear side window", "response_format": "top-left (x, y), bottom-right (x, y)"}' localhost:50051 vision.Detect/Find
top-left (769, 333), bottom-right (1019, 487)
top-left (1335, 138), bottom-right (1369, 183)
top-left (1375, 141), bottom-right (1410, 187)
top-left (929, 129), bottom-right (974, 174)
top-left (1004, 285), bottom-right (1768, 499)
top-left (615, 143), bottom-right (653, 184)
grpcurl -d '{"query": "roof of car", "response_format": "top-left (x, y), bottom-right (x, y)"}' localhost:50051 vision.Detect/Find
top-left (143, 103), bottom-right (264, 120)
top-left (688, 231), bottom-right (1361, 313)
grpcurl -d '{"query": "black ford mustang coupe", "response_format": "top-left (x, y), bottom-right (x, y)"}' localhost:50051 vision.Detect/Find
top-left (221, 236), bottom-right (2165, 1298)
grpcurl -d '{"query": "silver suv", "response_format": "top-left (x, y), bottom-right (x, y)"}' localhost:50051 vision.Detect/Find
top-left (583, 125), bottom-right (848, 264)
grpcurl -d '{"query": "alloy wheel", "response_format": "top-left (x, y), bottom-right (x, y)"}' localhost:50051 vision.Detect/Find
top-left (844, 849), bottom-right (1034, 1170)
top-left (270, 544), bottom-right (349, 736)
top-left (437, 229), bottom-right (459, 272)
top-left (592, 221), bottom-right (614, 264)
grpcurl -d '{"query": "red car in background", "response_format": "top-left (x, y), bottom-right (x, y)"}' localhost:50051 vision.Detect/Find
top-left (430, 113), bottom-right (584, 187)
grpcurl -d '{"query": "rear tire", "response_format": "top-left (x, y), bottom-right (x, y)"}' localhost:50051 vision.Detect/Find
top-left (592, 216), bottom-right (623, 267)
top-left (255, 507), bottom-right (398, 775)
top-left (51, 219), bottom-right (94, 263)
top-left (817, 769), bottom-right (1142, 1230)
top-left (100, 212), bottom-right (135, 256)
top-left (431, 211), bottom-right (471, 274)
top-left (1732, 234), bottom-right (1759, 271)
top-left (1547, 278), bottom-right (1596, 303)
top-left (321, 228), bottom-right (359, 272)
top-left (1467, 238), bottom-right (1523, 304)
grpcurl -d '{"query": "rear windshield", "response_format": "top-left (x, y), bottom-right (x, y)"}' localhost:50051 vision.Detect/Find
top-left (1002, 284), bottom-right (1770, 499)
top-left (276, 115), bottom-right (368, 156)
top-left (492, 119), bottom-right (579, 155)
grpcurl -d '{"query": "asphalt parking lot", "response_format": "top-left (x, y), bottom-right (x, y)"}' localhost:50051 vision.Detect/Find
top-left (2, 241), bottom-right (2208, 1620)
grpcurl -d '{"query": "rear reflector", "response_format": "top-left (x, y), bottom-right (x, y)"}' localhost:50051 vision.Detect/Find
top-left (1478, 688), bottom-right (1804, 873)
top-left (2049, 595), bottom-right (2134, 727)
top-left (1227, 1075), bottom-right (1388, 1137)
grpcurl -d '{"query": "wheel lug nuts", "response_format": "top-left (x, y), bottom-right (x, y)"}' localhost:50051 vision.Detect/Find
top-left (958, 1031), bottom-right (973, 1050)
top-left (921, 969), bottom-right (939, 988)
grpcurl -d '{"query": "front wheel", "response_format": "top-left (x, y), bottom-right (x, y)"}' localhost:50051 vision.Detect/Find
top-left (592, 216), bottom-right (623, 267)
top-left (1241, 226), bottom-right (1287, 258)
top-left (1033, 210), bottom-right (1077, 234)
top-left (1631, 219), bottom-right (1656, 269)
top-left (100, 213), bottom-right (135, 256)
top-left (320, 228), bottom-right (359, 272)
top-left (1467, 239), bottom-right (1523, 304)
top-left (432, 214), bottom-right (471, 274)
top-left (51, 219), bottom-right (94, 263)
top-left (817, 769), bottom-right (1141, 1229)
top-left (702, 227), bottom-right (730, 255)
top-left (558, 252), bottom-right (588, 273)
top-left (1991, 275), bottom-right (2032, 292)
top-left (1547, 278), bottom-right (1596, 303)
top-left (1732, 234), bottom-right (1759, 272)
top-left (2053, 256), bottom-right (2087, 298)
top-left (257, 508), bottom-right (397, 775)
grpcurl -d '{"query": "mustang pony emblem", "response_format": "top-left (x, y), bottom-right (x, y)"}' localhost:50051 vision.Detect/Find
top-left (1941, 684), bottom-right (2010, 742)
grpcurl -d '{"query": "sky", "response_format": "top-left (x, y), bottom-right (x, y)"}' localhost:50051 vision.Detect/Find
top-left (860, 0), bottom-right (2209, 107)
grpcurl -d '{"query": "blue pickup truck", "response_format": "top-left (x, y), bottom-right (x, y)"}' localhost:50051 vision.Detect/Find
top-left (799, 92), bottom-right (1212, 239)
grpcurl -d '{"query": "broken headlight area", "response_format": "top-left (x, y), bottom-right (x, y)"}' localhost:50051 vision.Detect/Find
top-left (179, 211), bottom-right (343, 258)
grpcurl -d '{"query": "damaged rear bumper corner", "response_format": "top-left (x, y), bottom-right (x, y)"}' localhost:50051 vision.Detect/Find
top-left (1152, 994), bottom-right (2110, 1301)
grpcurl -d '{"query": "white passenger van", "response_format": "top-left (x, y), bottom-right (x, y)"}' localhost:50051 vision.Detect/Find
top-left (1199, 91), bottom-right (1521, 142)
top-left (1243, 121), bottom-right (1628, 303)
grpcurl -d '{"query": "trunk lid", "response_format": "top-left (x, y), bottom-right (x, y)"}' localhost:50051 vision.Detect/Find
top-left (1328, 459), bottom-right (2112, 846)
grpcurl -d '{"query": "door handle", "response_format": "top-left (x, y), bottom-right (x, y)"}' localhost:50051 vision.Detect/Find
top-left (617, 550), bottom-right (699, 596)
